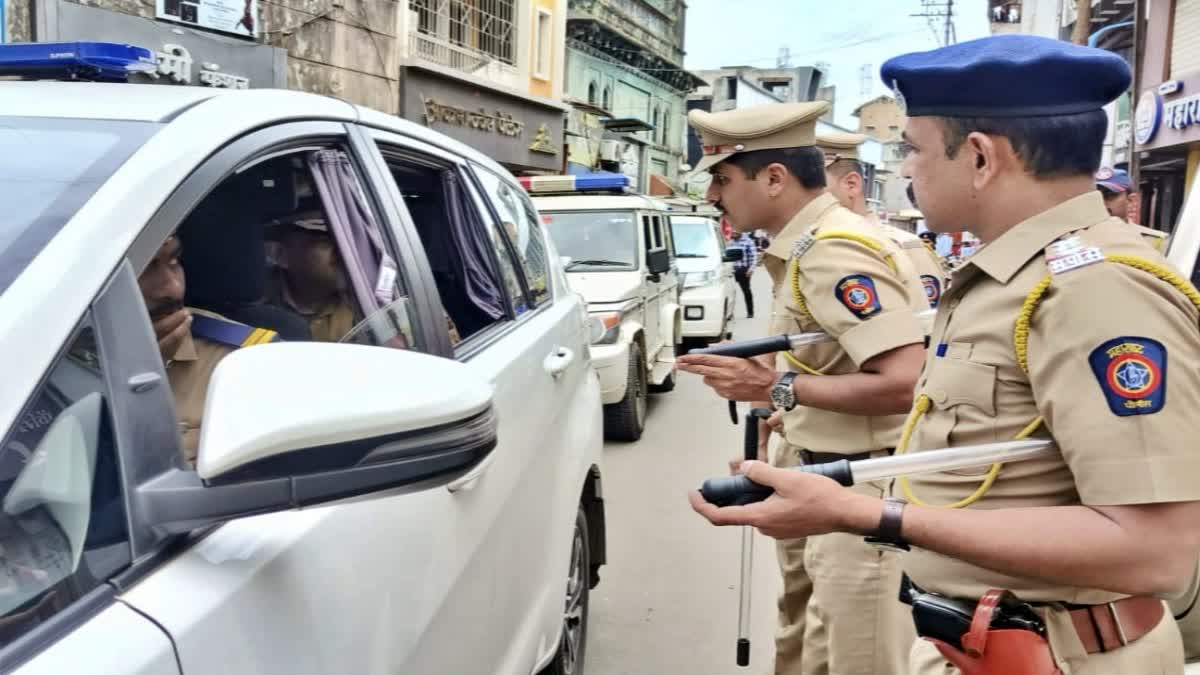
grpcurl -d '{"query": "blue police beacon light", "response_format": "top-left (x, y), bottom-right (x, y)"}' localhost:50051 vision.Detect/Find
top-left (0, 42), bottom-right (157, 82)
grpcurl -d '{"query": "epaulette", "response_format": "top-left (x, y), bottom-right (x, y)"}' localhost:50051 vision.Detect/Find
top-left (191, 313), bottom-right (280, 348)
top-left (1044, 235), bottom-right (1104, 276)
top-left (790, 232), bottom-right (817, 260)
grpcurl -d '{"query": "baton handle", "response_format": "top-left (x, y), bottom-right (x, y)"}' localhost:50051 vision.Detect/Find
top-left (689, 334), bottom-right (792, 359)
top-left (701, 460), bottom-right (854, 507)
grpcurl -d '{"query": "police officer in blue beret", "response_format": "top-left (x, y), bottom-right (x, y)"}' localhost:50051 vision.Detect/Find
top-left (691, 34), bottom-right (1200, 674)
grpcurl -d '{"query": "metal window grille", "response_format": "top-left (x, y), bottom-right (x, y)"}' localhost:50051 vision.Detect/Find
top-left (412, 0), bottom-right (516, 66)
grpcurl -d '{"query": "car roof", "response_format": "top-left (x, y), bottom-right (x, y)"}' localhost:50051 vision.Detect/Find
top-left (1, 81), bottom-right (518, 186)
top-left (532, 194), bottom-right (667, 212)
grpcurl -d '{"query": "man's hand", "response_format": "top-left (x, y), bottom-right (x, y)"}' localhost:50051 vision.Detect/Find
top-left (677, 353), bottom-right (779, 401)
top-left (765, 410), bottom-right (783, 435)
top-left (154, 308), bottom-right (192, 362)
top-left (688, 460), bottom-right (880, 539)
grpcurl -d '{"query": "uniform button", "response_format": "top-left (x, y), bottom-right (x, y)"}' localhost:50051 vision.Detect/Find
top-left (931, 389), bottom-right (948, 404)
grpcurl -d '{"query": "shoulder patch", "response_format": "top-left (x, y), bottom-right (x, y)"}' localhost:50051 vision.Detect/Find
top-left (920, 274), bottom-right (942, 308)
top-left (835, 274), bottom-right (882, 319)
top-left (1088, 337), bottom-right (1166, 416)
top-left (1045, 235), bottom-right (1104, 276)
top-left (191, 314), bottom-right (280, 348)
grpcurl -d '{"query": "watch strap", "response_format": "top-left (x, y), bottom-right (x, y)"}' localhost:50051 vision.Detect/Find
top-left (866, 497), bottom-right (909, 551)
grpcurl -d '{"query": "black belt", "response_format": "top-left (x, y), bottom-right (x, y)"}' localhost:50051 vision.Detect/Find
top-left (798, 448), bottom-right (893, 465)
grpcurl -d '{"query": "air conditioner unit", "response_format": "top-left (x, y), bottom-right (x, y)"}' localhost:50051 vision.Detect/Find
top-left (599, 140), bottom-right (621, 162)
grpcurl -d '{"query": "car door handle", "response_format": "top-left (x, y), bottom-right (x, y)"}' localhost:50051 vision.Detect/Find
top-left (543, 346), bottom-right (575, 378)
top-left (447, 451), bottom-right (497, 493)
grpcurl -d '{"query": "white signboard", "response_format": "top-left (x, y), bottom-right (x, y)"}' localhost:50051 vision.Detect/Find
top-left (157, 0), bottom-right (257, 38)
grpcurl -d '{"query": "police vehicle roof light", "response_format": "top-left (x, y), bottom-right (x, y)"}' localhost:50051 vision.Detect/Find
top-left (518, 173), bottom-right (632, 194)
top-left (0, 42), bottom-right (157, 82)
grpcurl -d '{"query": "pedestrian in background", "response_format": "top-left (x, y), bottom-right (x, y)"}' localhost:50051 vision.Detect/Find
top-left (730, 230), bottom-right (758, 318)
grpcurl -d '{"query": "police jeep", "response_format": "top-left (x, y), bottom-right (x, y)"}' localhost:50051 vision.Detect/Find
top-left (0, 42), bottom-right (606, 675)
top-left (526, 174), bottom-right (683, 442)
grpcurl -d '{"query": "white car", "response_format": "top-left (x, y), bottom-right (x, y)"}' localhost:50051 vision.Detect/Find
top-left (0, 48), bottom-right (605, 675)
top-left (670, 214), bottom-right (739, 348)
top-left (530, 182), bottom-right (681, 442)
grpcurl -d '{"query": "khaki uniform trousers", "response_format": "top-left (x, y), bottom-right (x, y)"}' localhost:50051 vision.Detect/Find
top-left (773, 439), bottom-right (817, 675)
top-left (908, 605), bottom-right (1183, 675)
top-left (773, 441), bottom-right (914, 675)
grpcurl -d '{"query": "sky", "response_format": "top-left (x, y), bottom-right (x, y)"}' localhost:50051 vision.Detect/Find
top-left (683, 0), bottom-right (992, 129)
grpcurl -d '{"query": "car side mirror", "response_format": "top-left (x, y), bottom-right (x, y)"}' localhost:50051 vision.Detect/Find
top-left (646, 248), bottom-right (671, 275)
top-left (136, 343), bottom-right (496, 534)
top-left (722, 248), bottom-right (744, 263)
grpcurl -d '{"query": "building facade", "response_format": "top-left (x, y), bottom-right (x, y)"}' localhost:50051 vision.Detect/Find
top-left (561, 0), bottom-right (703, 193)
top-left (3, 0), bottom-right (570, 174)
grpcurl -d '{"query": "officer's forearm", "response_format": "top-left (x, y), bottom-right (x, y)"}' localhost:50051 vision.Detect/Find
top-left (845, 498), bottom-right (1200, 597)
top-left (790, 343), bottom-right (922, 416)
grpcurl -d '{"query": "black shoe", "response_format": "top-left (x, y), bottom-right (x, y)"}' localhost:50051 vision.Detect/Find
top-left (747, 313), bottom-right (754, 319)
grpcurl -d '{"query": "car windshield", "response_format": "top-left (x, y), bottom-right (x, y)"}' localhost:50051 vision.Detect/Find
top-left (671, 218), bottom-right (720, 259)
top-left (0, 117), bottom-right (158, 295)
top-left (542, 210), bottom-right (638, 271)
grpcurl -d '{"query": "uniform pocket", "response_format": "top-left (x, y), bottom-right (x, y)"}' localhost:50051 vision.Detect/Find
top-left (915, 352), bottom-right (998, 473)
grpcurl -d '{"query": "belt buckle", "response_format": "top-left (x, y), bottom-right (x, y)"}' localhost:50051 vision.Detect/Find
top-left (1106, 601), bottom-right (1129, 646)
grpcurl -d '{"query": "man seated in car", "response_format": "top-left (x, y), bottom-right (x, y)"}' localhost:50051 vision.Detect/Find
top-left (267, 210), bottom-right (357, 343)
top-left (139, 235), bottom-right (280, 465)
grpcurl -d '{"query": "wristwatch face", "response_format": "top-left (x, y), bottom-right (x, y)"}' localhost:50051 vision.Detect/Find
top-left (771, 379), bottom-right (794, 410)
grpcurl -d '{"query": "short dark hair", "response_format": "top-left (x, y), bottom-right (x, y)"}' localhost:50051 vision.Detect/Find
top-left (826, 158), bottom-right (865, 180)
top-left (723, 146), bottom-right (827, 189)
top-left (938, 109), bottom-right (1107, 178)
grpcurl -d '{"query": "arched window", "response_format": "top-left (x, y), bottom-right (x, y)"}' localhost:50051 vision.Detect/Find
top-left (588, 81), bottom-right (597, 105)
top-left (653, 107), bottom-right (661, 142)
top-left (602, 86), bottom-right (611, 111)
top-left (660, 112), bottom-right (670, 146)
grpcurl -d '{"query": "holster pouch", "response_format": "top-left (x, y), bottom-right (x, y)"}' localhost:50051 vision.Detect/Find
top-left (918, 589), bottom-right (1062, 675)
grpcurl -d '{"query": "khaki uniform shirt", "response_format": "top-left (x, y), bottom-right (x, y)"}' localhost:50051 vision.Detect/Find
top-left (1134, 224), bottom-right (1170, 252)
top-left (269, 272), bottom-right (356, 342)
top-left (904, 192), bottom-right (1200, 603)
top-left (166, 327), bottom-right (235, 466)
top-left (878, 221), bottom-right (949, 308)
top-left (763, 193), bottom-right (927, 453)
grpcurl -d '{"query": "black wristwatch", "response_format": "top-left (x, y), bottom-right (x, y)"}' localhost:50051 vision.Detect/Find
top-left (865, 497), bottom-right (910, 551)
top-left (769, 371), bottom-right (799, 411)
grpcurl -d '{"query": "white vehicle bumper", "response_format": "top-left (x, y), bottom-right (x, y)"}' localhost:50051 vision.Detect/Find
top-left (680, 284), bottom-right (728, 340)
top-left (591, 343), bottom-right (630, 405)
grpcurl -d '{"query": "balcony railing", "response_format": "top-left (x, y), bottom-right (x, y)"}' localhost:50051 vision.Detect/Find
top-left (410, 32), bottom-right (489, 73)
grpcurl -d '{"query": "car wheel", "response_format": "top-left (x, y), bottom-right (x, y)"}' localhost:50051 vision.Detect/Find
top-left (603, 342), bottom-right (646, 441)
top-left (543, 508), bottom-right (591, 675)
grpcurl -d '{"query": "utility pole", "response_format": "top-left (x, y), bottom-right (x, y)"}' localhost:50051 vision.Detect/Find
top-left (912, 0), bottom-right (957, 47)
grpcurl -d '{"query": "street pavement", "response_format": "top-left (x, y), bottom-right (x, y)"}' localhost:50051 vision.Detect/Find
top-left (586, 270), bottom-right (782, 675)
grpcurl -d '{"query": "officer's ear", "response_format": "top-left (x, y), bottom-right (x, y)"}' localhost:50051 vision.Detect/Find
top-left (763, 162), bottom-right (790, 197)
top-left (964, 131), bottom-right (1003, 189)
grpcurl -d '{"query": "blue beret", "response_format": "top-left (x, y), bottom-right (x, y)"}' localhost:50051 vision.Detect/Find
top-left (881, 35), bottom-right (1131, 117)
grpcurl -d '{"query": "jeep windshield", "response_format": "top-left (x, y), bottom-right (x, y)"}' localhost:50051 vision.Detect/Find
top-left (0, 117), bottom-right (158, 294)
top-left (671, 217), bottom-right (721, 259)
top-left (542, 211), bottom-right (638, 271)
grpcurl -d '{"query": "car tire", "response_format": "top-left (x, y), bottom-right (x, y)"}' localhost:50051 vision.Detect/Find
top-left (603, 343), bottom-right (646, 441)
top-left (542, 508), bottom-right (591, 675)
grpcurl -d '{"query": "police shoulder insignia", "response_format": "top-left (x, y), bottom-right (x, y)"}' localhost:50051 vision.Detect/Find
top-left (1088, 337), bottom-right (1167, 416)
top-left (191, 313), bottom-right (280, 348)
top-left (835, 274), bottom-right (882, 319)
top-left (790, 233), bottom-right (816, 260)
top-left (920, 275), bottom-right (942, 308)
top-left (1045, 235), bottom-right (1104, 276)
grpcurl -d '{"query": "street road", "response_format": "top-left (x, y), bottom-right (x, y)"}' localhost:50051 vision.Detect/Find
top-left (587, 271), bottom-right (782, 675)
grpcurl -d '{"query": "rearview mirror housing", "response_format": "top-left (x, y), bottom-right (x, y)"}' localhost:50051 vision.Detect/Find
top-left (137, 343), bottom-right (497, 534)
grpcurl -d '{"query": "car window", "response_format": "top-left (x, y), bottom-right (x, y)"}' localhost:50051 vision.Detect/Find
top-left (542, 210), bottom-right (638, 271)
top-left (671, 218), bottom-right (720, 259)
top-left (151, 144), bottom-right (419, 463)
top-left (0, 117), bottom-right (157, 296)
top-left (473, 166), bottom-right (552, 308)
top-left (0, 320), bottom-right (129, 649)
top-left (376, 148), bottom-right (511, 346)
top-left (462, 175), bottom-right (529, 316)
